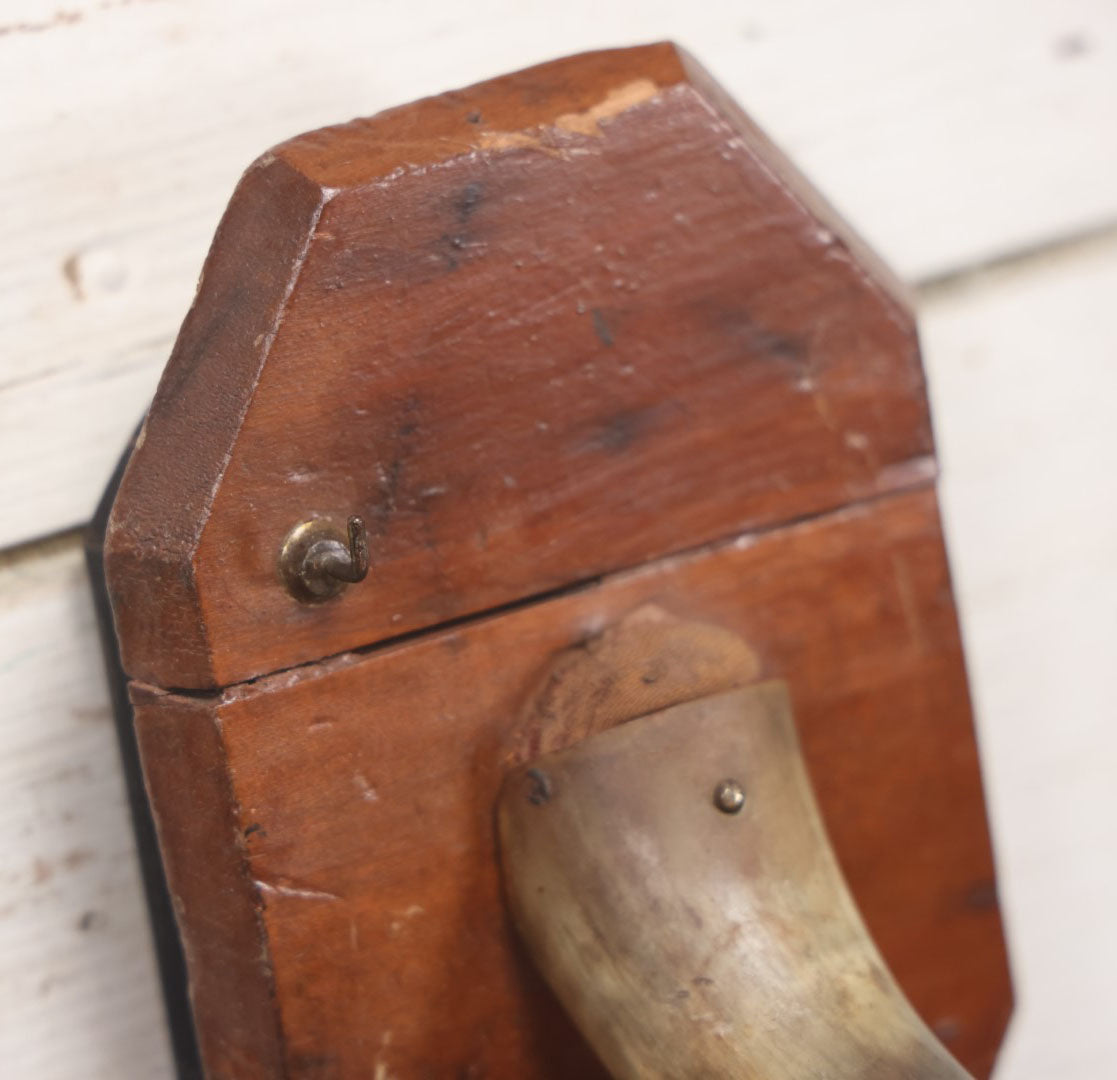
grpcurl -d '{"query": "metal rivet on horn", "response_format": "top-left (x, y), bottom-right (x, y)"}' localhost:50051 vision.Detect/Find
top-left (713, 778), bottom-right (746, 814)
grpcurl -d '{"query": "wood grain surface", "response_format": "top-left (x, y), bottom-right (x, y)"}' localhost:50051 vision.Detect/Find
top-left (131, 488), bottom-right (1011, 1078)
top-left (105, 42), bottom-right (934, 690)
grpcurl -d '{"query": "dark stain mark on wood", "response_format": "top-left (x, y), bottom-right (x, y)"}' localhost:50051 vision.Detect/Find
top-left (965, 880), bottom-right (999, 911)
top-left (456, 182), bottom-right (485, 222)
top-left (158, 286), bottom-right (244, 406)
top-left (698, 300), bottom-right (808, 375)
top-left (333, 214), bottom-right (485, 286)
top-left (368, 394), bottom-right (424, 542)
top-left (729, 316), bottom-right (807, 371)
top-left (590, 308), bottom-right (614, 348)
top-left (748, 325), bottom-right (806, 364)
top-left (586, 407), bottom-right (652, 454)
top-left (289, 1052), bottom-right (341, 1077)
top-left (440, 234), bottom-right (465, 271)
top-left (432, 183), bottom-right (486, 269)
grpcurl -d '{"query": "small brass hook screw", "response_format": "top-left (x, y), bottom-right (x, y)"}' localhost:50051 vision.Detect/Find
top-left (279, 516), bottom-right (370, 603)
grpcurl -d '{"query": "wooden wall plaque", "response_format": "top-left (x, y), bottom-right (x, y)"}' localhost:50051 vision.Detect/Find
top-left (94, 42), bottom-right (1012, 1080)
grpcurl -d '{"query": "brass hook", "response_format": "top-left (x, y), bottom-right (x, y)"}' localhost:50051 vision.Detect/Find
top-left (279, 515), bottom-right (370, 603)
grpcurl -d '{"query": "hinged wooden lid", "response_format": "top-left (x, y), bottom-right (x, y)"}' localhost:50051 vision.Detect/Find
top-left (104, 42), bottom-right (932, 690)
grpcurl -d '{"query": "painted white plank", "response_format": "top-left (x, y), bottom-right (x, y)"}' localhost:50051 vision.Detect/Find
top-left (921, 229), bottom-right (1117, 1079)
top-left (0, 538), bottom-right (174, 1078)
top-left (2, 0), bottom-right (1116, 549)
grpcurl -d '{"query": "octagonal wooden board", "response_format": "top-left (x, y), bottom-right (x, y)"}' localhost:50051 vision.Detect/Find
top-left (93, 42), bottom-right (1012, 1080)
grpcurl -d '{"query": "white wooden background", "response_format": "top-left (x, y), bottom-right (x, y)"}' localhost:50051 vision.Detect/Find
top-left (2, 1), bottom-right (1115, 1076)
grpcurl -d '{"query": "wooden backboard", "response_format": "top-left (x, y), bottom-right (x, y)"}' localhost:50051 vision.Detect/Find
top-left (96, 43), bottom-right (1012, 1080)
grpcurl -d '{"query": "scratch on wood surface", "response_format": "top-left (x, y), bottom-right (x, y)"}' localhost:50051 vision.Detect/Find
top-left (875, 454), bottom-right (937, 492)
top-left (372, 1029), bottom-right (395, 1078)
top-left (809, 385), bottom-right (840, 434)
top-left (254, 879), bottom-right (340, 902)
top-left (386, 904), bottom-right (425, 938)
top-left (353, 772), bottom-right (378, 802)
top-left (889, 553), bottom-right (928, 654)
top-left (843, 428), bottom-right (879, 476)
